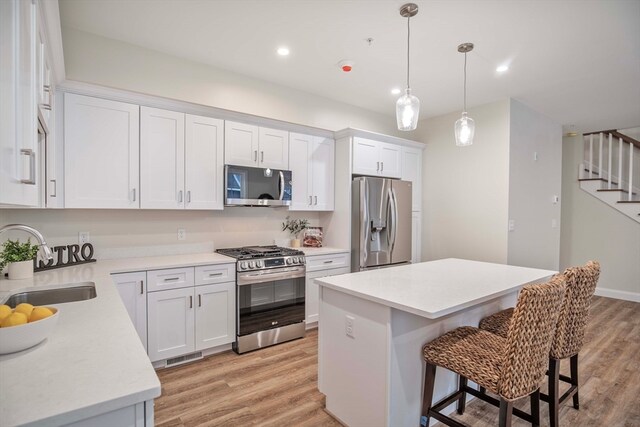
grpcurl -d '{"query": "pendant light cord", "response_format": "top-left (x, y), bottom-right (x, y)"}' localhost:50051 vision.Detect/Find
top-left (406, 16), bottom-right (411, 89)
top-left (463, 52), bottom-right (467, 112)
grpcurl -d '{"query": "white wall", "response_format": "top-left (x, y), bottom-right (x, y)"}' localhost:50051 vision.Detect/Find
top-left (417, 100), bottom-right (511, 264)
top-left (507, 99), bottom-right (562, 270)
top-left (560, 135), bottom-right (640, 297)
top-left (61, 27), bottom-right (401, 137)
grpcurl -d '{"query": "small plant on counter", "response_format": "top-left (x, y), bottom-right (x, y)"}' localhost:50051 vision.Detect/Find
top-left (281, 216), bottom-right (310, 237)
top-left (0, 239), bottom-right (39, 271)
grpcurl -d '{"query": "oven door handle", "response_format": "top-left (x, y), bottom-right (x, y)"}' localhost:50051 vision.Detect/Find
top-left (237, 267), bottom-right (305, 286)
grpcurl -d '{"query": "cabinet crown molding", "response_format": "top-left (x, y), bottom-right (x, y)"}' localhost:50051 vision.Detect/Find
top-left (335, 128), bottom-right (425, 149)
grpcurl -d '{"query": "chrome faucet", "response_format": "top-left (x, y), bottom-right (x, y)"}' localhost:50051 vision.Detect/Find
top-left (0, 224), bottom-right (54, 261)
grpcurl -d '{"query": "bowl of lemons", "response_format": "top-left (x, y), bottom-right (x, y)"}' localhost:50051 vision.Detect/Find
top-left (0, 303), bottom-right (59, 354)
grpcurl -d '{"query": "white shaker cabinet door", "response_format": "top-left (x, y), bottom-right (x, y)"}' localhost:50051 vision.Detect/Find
top-left (185, 114), bottom-right (224, 210)
top-left (305, 266), bottom-right (350, 326)
top-left (288, 132), bottom-right (313, 210)
top-left (352, 137), bottom-right (380, 176)
top-left (379, 142), bottom-right (402, 179)
top-left (112, 272), bottom-right (148, 352)
top-left (401, 146), bottom-right (422, 211)
top-left (195, 282), bottom-right (235, 350)
top-left (140, 107), bottom-right (185, 209)
top-left (259, 127), bottom-right (289, 170)
top-left (64, 94), bottom-right (140, 208)
top-left (311, 137), bottom-right (335, 210)
top-left (224, 121), bottom-right (259, 167)
top-left (147, 287), bottom-right (195, 362)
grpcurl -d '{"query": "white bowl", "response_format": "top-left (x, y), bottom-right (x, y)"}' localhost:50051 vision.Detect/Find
top-left (0, 307), bottom-right (59, 354)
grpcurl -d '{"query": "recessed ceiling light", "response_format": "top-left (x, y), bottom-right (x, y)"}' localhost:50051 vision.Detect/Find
top-left (277, 47), bottom-right (290, 56)
top-left (391, 88), bottom-right (401, 95)
top-left (496, 65), bottom-right (509, 73)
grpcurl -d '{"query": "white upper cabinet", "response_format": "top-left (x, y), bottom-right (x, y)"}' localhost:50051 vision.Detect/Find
top-left (401, 146), bottom-right (423, 212)
top-left (225, 121), bottom-right (289, 169)
top-left (140, 107), bottom-right (185, 209)
top-left (352, 137), bottom-right (401, 179)
top-left (0, 0), bottom-right (40, 207)
top-left (289, 133), bottom-right (334, 211)
top-left (64, 93), bottom-right (140, 208)
top-left (185, 114), bottom-right (224, 210)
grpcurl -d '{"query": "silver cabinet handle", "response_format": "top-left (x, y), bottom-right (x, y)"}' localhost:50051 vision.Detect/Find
top-left (198, 294), bottom-right (202, 307)
top-left (187, 190), bottom-right (191, 203)
top-left (376, 161), bottom-right (380, 172)
top-left (140, 280), bottom-right (144, 295)
top-left (254, 150), bottom-right (258, 162)
top-left (50, 179), bottom-right (57, 197)
top-left (178, 190), bottom-right (183, 203)
top-left (20, 149), bottom-right (36, 185)
top-left (164, 277), bottom-right (180, 282)
top-left (381, 162), bottom-right (384, 172)
top-left (309, 196), bottom-right (312, 205)
top-left (43, 85), bottom-right (51, 92)
top-left (261, 151), bottom-right (264, 162)
top-left (209, 272), bottom-right (223, 277)
top-left (323, 260), bottom-right (334, 264)
top-left (314, 195), bottom-right (318, 205)
top-left (41, 104), bottom-right (52, 111)
top-left (189, 295), bottom-right (193, 309)
top-left (132, 188), bottom-right (136, 201)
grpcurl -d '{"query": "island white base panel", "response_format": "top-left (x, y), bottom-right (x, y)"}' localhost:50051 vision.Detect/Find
top-left (319, 287), bottom-right (518, 427)
top-left (65, 400), bottom-right (153, 427)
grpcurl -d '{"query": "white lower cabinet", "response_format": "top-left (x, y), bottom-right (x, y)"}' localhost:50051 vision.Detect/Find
top-left (305, 252), bottom-right (350, 327)
top-left (147, 286), bottom-right (195, 362)
top-left (112, 272), bottom-right (148, 352)
top-left (145, 263), bottom-right (236, 363)
top-left (195, 282), bottom-right (235, 351)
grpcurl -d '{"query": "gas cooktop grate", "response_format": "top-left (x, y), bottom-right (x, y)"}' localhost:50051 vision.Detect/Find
top-left (216, 245), bottom-right (304, 260)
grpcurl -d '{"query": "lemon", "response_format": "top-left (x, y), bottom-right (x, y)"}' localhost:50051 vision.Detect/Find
top-left (1, 312), bottom-right (28, 328)
top-left (0, 305), bottom-right (12, 322)
top-left (14, 303), bottom-right (34, 317)
top-left (29, 306), bottom-right (54, 322)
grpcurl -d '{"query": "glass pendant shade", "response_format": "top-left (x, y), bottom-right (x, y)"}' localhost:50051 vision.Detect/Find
top-left (454, 112), bottom-right (475, 146)
top-left (396, 88), bottom-right (420, 131)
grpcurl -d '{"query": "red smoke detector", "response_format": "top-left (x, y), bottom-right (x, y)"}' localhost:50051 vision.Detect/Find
top-left (338, 60), bottom-right (354, 73)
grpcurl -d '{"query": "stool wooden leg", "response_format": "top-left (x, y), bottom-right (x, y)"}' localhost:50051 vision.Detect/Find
top-left (421, 363), bottom-right (436, 427)
top-left (570, 354), bottom-right (580, 409)
top-left (549, 358), bottom-right (560, 427)
top-left (457, 376), bottom-right (468, 414)
top-left (530, 388), bottom-right (540, 427)
top-left (499, 397), bottom-right (513, 427)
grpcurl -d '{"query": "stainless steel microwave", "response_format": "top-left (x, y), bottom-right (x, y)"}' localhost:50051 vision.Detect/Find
top-left (224, 165), bottom-right (292, 207)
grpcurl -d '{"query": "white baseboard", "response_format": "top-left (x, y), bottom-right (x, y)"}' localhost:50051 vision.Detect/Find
top-left (594, 287), bottom-right (640, 303)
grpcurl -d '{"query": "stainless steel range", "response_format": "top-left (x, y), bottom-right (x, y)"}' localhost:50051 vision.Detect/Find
top-left (216, 245), bottom-right (306, 354)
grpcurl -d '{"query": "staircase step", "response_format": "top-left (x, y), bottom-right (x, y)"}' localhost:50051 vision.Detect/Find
top-left (597, 188), bottom-right (637, 195)
top-left (617, 200), bottom-right (640, 204)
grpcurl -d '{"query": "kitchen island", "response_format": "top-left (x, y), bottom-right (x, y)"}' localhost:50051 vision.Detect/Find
top-left (316, 258), bottom-right (557, 427)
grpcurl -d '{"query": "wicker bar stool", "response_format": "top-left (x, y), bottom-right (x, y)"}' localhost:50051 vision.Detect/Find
top-left (478, 261), bottom-right (600, 427)
top-left (421, 276), bottom-right (566, 427)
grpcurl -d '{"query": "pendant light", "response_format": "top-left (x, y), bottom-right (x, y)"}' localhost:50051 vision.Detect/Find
top-left (455, 43), bottom-right (475, 146)
top-left (396, 3), bottom-right (420, 131)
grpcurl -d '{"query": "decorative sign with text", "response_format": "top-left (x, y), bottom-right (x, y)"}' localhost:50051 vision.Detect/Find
top-left (34, 243), bottom-right (96, 271)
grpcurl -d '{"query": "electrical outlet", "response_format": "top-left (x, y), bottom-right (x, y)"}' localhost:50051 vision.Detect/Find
top-left (551, 219), bottom-right (558, 228)
top-left (345, 315), bottom-right (355, 338)
top-left (177, 228), bottom-right (186, 241)
top-left (508, 220), bottom-right (516, 232)
top-left (79, 232), bottom-right (90, 245)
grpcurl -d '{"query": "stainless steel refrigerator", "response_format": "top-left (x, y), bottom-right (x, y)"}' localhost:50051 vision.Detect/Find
top-left (351, 176), bottom-right (412, 272)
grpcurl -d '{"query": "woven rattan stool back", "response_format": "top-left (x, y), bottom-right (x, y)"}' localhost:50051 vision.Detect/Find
top-left (498, 276), bottom-right (566, 400)
top-left (550, 261), bottom-right (600, 360)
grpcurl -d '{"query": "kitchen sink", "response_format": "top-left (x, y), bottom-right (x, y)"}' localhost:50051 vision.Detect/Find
top-left (3, 283), bottom-right (97, 307)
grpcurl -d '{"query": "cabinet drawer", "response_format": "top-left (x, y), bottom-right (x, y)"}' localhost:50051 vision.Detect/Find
top-left (194, 264), bottom-right (235, 286)
top-left (147, 267), bottom-right (194, 292)
top-left (306, 252), bottom-right (350, 272)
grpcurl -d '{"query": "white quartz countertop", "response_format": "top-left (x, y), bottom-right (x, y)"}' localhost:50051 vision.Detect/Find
top-left (0, 252), bottom-right (235, 427)
top-left (316, 258), bottom-right (557, 319)
top-left (294, 247), bottom-right (349, 256)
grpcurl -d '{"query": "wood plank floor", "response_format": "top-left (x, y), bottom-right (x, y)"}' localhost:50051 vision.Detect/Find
top-left (155, 296), bottom-right (639, 426)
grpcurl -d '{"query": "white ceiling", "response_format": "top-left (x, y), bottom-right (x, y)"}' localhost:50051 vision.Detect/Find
top-left (59, 0), bottom-right (640, 133)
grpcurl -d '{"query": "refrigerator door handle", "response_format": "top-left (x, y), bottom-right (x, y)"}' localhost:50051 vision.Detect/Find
top-left (388, 188), bottom-right (398, 255)
top-left (360, 180), bottom-right (369, 269)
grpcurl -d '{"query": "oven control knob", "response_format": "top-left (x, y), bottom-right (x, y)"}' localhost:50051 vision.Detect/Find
top-left (256, 260), bottom-right (263, 268)
top-left (286, 258), bottom-right (293, 265)
top-left (240, 262), bottom-right (247, 270)
top-left (249, 261), bottom-right (255, 269)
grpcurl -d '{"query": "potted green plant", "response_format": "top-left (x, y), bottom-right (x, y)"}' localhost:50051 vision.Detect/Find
top-left (0, 239), bottom-right (40, 280)
top-left (281, 216), bottom-right (309, 248)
